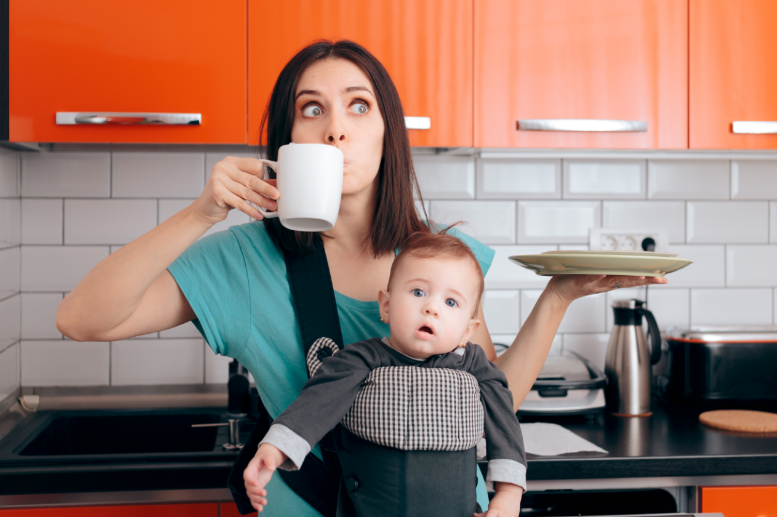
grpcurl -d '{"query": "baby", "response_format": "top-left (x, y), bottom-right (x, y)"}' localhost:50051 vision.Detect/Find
top-left (244, 231), bottom-right (527, 517)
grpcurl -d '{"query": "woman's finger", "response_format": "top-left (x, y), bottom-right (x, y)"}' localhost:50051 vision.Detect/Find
top-left (222, 190), bottom-right (265, 221)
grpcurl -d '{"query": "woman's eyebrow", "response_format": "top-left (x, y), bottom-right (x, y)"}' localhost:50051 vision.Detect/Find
top-left (295, 89), bottom-right (320, 100)
top-left (344, 85), bottom-right (374, 96)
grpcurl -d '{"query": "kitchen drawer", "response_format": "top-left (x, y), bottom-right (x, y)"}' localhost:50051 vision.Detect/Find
top-left (0, 503), bottom-right (218, 516)
top-left (700, 486), bottom-right (777, 517)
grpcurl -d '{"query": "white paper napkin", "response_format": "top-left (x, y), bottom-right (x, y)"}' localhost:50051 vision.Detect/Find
top-left (521, 422), bottom-right (607, 456)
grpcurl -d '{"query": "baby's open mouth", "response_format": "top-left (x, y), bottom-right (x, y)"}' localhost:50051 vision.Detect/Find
top-left (419, 326), bottom-right (433, 335)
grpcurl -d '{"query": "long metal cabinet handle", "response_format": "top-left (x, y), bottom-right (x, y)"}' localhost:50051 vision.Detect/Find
top-left (56, 112), bottom-right (202, 125)
top-left (404, 116), bottom-right (431, 130)
top-left (732, 121), bottom-right (777, 134)
top-left (516, 119), bottom-right (647, 132)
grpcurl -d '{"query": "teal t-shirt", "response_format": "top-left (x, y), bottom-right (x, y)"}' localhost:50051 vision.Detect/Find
top-left (168, 221), bottom-right (496, 516)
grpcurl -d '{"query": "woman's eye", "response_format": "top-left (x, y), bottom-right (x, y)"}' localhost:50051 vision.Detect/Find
top-left (349, 102), bottom-right (368, 115)
top-left (302, 105), bottom-right (322, 117)
top-left (412, 289), bottom-right (425, 297)
top-left (445, 299), bottom-right (458, 308)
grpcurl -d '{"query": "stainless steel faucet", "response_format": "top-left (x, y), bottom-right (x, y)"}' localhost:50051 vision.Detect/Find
top-left (191, 359), bottom-right (252, 450)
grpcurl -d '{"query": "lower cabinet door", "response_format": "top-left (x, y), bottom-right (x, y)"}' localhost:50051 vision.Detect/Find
top-left (701, 486), bottom-right (777, 517)
top-left (0, 503), bottom-right (218, 516)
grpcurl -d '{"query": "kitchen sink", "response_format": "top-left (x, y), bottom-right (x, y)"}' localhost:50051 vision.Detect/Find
top-left (18, 412), bottom-right (222, 456)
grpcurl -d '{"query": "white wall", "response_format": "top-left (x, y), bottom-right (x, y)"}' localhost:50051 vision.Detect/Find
top-left (8, 149), bottom-right (777, 389)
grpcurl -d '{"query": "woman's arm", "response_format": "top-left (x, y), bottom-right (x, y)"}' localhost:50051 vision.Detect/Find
top-left (494, 274), bottom-right (668, 410)
top-left (56, 157), bottom-right (280, 342)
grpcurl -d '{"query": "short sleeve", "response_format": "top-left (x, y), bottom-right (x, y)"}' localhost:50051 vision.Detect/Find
top-left (439, 225), bottom-right (496, 277)
top-left (167, 229), bottom-right (251, 358)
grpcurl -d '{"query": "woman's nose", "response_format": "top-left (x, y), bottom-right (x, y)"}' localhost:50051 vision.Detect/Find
top-left (325, 109), bottom-right (347, 144)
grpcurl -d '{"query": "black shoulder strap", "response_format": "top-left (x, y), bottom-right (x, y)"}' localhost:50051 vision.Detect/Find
top-left (283, 236), bottom-right (344, 356)
top-left (227, 235), bottom-right (342, 516)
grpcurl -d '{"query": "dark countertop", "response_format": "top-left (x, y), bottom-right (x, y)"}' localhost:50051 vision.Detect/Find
top-left (1, 399), bottom-right (776, 496)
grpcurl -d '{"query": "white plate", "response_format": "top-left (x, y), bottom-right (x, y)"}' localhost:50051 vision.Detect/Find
top-left (509, 251), bottom-right (692, 277)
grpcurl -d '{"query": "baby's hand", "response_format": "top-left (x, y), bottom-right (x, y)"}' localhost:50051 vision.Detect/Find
top-left (243, 443), bottom-right (288, 512)
top-left (474, 482), bottom-right (523, 517)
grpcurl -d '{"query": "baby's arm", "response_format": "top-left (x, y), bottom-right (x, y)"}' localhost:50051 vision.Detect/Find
top-left (243, 443), bottom-right (288, 512)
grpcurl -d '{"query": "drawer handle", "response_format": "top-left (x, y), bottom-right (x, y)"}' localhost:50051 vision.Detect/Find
top-left (516, 119), bottom-right (647, 132)
top-left (404, 116), bottom-right (431, 130)
top-left (56, 112), bottom-right (202, 125)
top-left (732, 121), bottom-right (777, 134)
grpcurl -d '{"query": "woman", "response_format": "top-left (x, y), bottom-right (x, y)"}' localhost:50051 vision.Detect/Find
top-left (56, 40), bottom-right (666, 515)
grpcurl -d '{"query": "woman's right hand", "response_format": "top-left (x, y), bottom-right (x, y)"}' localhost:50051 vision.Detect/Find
top-left (191, 156), bottom-right (281, 226)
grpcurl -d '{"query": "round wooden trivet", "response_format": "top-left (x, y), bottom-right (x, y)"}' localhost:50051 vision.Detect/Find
top-left (699, 409), bottom-right (777, 433)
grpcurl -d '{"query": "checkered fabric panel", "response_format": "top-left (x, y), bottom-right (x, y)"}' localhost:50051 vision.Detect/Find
top-left (306, 337), bottom-right (341, 377)
top-left (342, 366), bottom-right (485, 451)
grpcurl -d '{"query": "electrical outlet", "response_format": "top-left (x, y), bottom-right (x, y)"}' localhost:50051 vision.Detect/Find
top-left (589, 228), bottom-right (668, 252)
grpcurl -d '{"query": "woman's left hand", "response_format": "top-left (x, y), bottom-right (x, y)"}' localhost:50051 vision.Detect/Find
top-left (546, 274), bottom-right (668, 305)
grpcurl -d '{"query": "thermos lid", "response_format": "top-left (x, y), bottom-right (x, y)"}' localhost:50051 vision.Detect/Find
top-left (666, 326), bottom-right (777, 343)
top-left (612, 299), bottom-right (646, 309)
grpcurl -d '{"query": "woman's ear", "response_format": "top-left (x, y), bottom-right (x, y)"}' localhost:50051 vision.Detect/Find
top-left (378, 289), bottom-right (390, 324)
top-left (459, 318), bottom-right (482, 346)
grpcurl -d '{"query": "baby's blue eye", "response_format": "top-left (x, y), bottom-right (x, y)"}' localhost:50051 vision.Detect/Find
top-left (446, 299), bottom-right (458, 308)
top-left (412, 289), bottom-right (425, 297)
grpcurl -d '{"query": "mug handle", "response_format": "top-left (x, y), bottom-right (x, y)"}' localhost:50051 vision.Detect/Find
top-left (255, 159), bottom-right (279, 219)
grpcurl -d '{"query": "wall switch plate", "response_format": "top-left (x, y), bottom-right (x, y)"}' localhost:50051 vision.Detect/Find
top-left (589, 228), bottom-right (668, 252)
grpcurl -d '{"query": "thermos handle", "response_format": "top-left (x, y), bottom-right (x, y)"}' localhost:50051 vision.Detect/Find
top-left (637, 308), bottom-right (662, 365)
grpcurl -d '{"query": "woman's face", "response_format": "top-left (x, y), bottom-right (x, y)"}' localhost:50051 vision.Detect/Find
top-left (291, 58), bottom-right (385, 197)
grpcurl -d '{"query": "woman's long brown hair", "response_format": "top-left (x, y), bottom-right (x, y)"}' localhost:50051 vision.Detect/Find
top-left (258, 40), bottom-right (429, 257)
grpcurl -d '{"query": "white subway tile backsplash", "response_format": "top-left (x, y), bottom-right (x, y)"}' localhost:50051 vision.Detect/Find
top-left (562, 333), bottom-right (610, 372)
top-left (21, 340), bottom-right (109, 386)
top-left (484, 246), bottom-right (554, 289)
top-left (482, 290), bottom-right (520, 334)
top-left (518, 201), bottom-right (600, 244)
top-left (646, 288), bottom-right (690, 331)
top-left (0, 343), bottom-right (19, 400)
top-left (414, 155), bottom-right (475, 199)
top-left (0, 152), bottom-right (19, 198)
top-left (112, 152), bottom-right (204, 198)
top-left (731, 160), bottom-right (777, 199)
top-left (601, 201), bottom-right (685, 244)
top-left (521, 290), bottom-right (605, 333)
top-left (205, 344), bottom-right (234, 384)
top-left (22, 199), bottom-right (62, 245)
top-left (0, 295), bottom-right (20, 352)
top-left (665, 245), bottom-right (725, 287)
top-left (21, 246), bottom-right (109, 292)
top-left (0, 199), bottom-right (21, 249)
top-left (687, 201), bottom-right (768, 244)
top-left (158, 199), bottom-right (250, 238)
top-left (477, 159), bottom-right (560, 200)
top-left (21, 293), bottom-right (62, 340)
top-left (726, 246), bottom-right (777, 287)
top-left (21, 153), bottom-right (110, 198)
top-left (205, 153), bottom-right (256, 180)
top-left (648, 160), bottom-right (729, 199)
top-left (691, 288), bottom-right (773, 326)
top-left (64, 199), bottom-right (157, 245)
top-left (431, 200), bottom-right (515, 244)
top-left (563, 160), bottom-right (646, 199)
top-left (0, 247), bottom-right (20, 299)
top-left (160, 321), bottom-right (202, 339)
top-left (111, 338), bottom-right (204, 385)
top-left (771, 202), bottom-right (777, 244)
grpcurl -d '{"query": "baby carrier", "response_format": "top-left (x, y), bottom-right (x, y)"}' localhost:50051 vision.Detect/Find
top-left (228, 236), bottom-right (483, 516)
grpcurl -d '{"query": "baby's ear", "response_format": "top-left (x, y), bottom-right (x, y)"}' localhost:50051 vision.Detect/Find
top-left (378, 289), bottom-right (390, 323)
top-left (461, 318), bottom-right (481, 345)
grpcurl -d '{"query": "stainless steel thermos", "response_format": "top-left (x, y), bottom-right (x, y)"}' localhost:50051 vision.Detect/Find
top-left (605, 299), bottom-right (662, 416)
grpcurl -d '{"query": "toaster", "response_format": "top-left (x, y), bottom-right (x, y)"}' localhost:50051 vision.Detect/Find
top-left (662, 326), bottom-right (777, 406)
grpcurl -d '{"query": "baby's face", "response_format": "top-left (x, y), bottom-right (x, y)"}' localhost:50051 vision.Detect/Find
top-left (378, 255), bottom-right (481, 359)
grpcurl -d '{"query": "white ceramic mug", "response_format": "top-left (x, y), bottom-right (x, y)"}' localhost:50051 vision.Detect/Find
top-left (257, 143), bottom-right (344, 231)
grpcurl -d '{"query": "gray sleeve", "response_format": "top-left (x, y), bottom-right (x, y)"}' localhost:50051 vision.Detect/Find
top-left (259, 424), bottom-right (311, 471)
top-left (270, 341), bottom-right (379, 457)
top-left (467, 344), bottom-right (528, 492)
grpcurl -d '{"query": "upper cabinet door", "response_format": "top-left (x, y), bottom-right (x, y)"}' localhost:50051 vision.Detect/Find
top-left (247, 0), bottom-right (473, 148)
top-left (690, 0), bottom-right (777, 149)
top-left (475, 0), bottom-right (688, 149)
top-left (9, 1), bottom-right (246, 144)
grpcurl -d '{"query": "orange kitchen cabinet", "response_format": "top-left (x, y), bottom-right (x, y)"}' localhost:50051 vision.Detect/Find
top-left (701, 486), bottom-right (777, 517)
top-left (690, 0), bottom-right (777, 149)
top-left (219, 502), bottom-right (242, 517)
top-left (0, 503), bottom-right (217, 516)
top-left (9, 1), bottom-right (246, 144)
top-left (247, 0), bottom-right (473, 148)
top-left (475, 0), bottom-right (688, 149)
